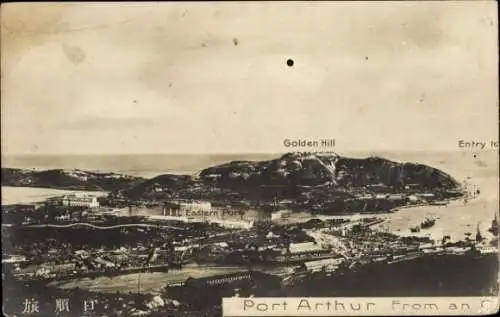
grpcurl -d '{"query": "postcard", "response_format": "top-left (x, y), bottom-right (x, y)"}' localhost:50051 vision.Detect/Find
top-left (1, 1), bottom-right (498, 316)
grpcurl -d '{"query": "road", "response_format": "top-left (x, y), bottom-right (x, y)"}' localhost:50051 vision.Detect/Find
top-left (24, 222), bottom-right (185, 230)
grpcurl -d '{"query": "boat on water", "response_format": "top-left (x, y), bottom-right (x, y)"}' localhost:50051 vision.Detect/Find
top-left (420, 217), bottom-right (436, 229)
top-left (475, 224), bottom-right (484, 242)
top-left (409, 217), bottom-right (436, 233)
top-left (478, 246), bottom-right (498, 255)
top-left (488, 213), bottom-right (498, 236)
top-left (430, 201), bottom-right (448, 206)
top-left (371, 256), bottom-right (388, 263)
top-left (387, 252), bottom-right (422, 264)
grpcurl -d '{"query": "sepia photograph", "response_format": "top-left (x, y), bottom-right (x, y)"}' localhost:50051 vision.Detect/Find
top-left (1, 2), bottom-right (498, 316)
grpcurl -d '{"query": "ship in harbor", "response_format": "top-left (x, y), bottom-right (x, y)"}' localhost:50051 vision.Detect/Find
top-left (420, 217), bottom-right (436, 229)
top-left (409, 217), bottom-right (436, 233)
top-left (462, 180), bottom-right (480, 204)
top-left (475, 224), bottom-right (484, 242)
top-left (410, 226), bottom-right (420, 233)
top-left (488, 213), bottom-right (498, 236)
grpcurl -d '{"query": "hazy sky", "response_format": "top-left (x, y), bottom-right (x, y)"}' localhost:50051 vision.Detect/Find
top-left (1, 2), bottom-right (498, 155)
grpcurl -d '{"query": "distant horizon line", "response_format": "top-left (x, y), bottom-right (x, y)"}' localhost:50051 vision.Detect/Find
top-left (2, 150), bottom-right (492, 156)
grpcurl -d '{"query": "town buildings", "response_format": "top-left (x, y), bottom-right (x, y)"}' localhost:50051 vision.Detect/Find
top-left (207, 219), bottom-right (254, 230)
top-left (1, 204), bottom-right (36, 214)
top-left (271, 210), bottom-right (292, 221)
top-left (167, 271), bottom-right (282, 308)
top-left (48, 194), bottom-right (100, 208)
top-left (164, 200), bottom-right (212, 216)
top-left (163, 200), bottom-right (266, 224)
top-left (289, 242), bottom-right (325, 255)
top-left (62, 194), bottom-right (100, 208)
top-left (301, 257), bottom-right (344, 273)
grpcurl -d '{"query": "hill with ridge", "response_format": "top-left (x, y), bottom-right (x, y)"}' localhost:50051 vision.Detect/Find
top-left (2, 152), bottom-right (464, 211)
top-left (117, 152), bottom-right (463, 205)
top-left (1, 168), bottom-right (144, 192)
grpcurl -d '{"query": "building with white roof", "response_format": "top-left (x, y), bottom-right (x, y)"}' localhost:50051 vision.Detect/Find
top-left (61, 194), bottom-right (99, 208)
top-left (207, 219), bottom-right (254, 230)
top-left (148, 215), bottom-right (189, 222)
top-left (288, 242), bottom-right (325, 254)
top-left (302, 257), bottom-right (344, 272)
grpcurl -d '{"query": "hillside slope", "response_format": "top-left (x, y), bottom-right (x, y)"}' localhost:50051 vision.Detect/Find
top-left (120, 152), bottom-right (462, 202)
top-left (1, 168), bottom-right (144, 191)
top-left (198, 152), bottom-right (460, 191)
top-left (3, 152), bottom-right (463, 204)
